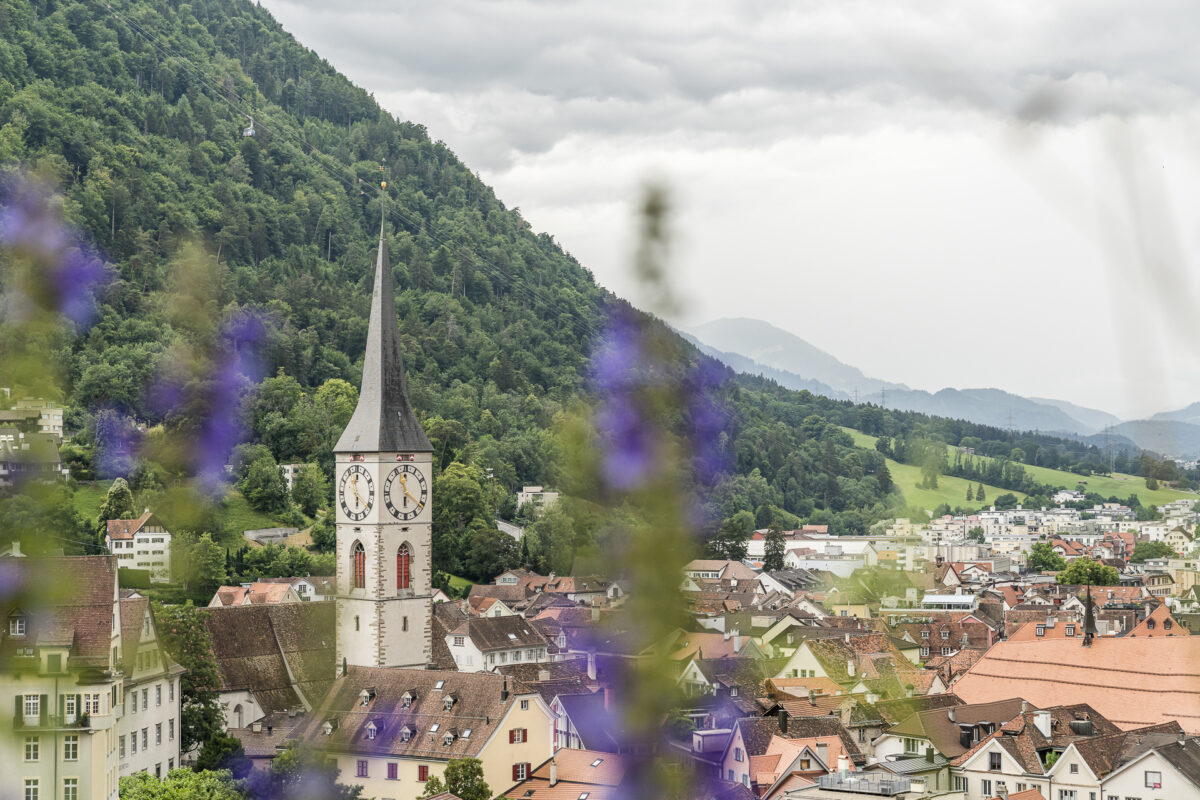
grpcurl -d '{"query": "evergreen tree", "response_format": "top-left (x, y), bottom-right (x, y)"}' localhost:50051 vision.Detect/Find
top-left (763, 527), bottom-right (786, 572)
top-left (99, 477), bottom-right (136, 522)
top-left (966, 484), bottom-right (975, 502)
top-left (976, 484), bottom-right (985, 503)
top-left (290, 463), bottom-right (328, 517)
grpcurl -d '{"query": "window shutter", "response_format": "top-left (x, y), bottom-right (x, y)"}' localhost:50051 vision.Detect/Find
top-left (40, 694), bottom-right (48, 722)
top-left (75, 694), bottom-right (81, 713)
top-left (509, 729), bottom-right (515, 743)
top-left (524, 762), bottom-right (532, 777)
top-left (513, 764), bottom-right (520, 781)
top-left (14, 695), bottom-right (20, 718)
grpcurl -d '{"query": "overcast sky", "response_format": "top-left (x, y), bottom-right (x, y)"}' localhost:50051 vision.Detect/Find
top-left (261, 0), bottom-right (1200, 420)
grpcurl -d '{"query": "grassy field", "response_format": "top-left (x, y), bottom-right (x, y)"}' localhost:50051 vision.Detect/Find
top-left (72, 481), bottom-right (110, 523)
top-left (447, 574), bottom-right (475, 595)
top-left (840, 426), bottom-right (1194, 510)
top-left (839, 428), bottom-right (1019, 514)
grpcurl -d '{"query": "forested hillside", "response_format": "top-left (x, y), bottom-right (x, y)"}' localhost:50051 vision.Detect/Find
top-left (0, 0), bottom-right (1181, 574)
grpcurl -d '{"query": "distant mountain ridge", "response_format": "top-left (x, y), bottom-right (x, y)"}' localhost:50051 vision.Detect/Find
top-left (685, 317), bottom-right (1200, 457)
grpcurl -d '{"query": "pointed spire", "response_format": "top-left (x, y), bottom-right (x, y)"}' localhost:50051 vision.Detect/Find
top-left (335, 204), bottom-right (432, 453)
top-left (1082, 583), bottom-right (1096, 647)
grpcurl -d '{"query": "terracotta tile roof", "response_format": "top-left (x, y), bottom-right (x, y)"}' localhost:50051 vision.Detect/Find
top-left (777, 716), bottom-right (865, 765)
top-left (105, 510), bottom-right (153, 539)
top-left (205, 601), bottom-right (334, 713)
top-left (891, 619), bottom-right (994, 651)
top-left (923, 648), bottom-right (984, 685)
top-left (229, 710), bottom-right (310, 756)
top-left (496, 657), bottom-right (595, 704)
top-left (954, 636), bottom-right (1200, 731)
top-left (499, 750), bottom-right (631, 800)
top-left (2, 556), bottom-right (118, 669)
top-left (766, 676), bottom-right (845, 699)
top-left (211, 582), bottom-right (298, 606)
top-left (1126, 603), bottom-right (1184, 637)
top-left (988, 790), bottom-right (1044, 800)
top-left (299, 666), bottom-right (523, 759)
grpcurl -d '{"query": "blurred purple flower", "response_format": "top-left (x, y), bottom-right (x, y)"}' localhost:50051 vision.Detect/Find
top-left (0, 560), bottom-right (24, 602)
top-left (684, 359), bottom-right (731, 487)
top-left (591, 310), bottom-right (657, 490)
top-left (194, 311), bottom-right (266, 493)
top-left (93, 409), bottom-right (141, 479)
top-left (0, 173), bottom-right (110, 327)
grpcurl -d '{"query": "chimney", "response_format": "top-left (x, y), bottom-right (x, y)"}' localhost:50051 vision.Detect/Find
top-left (1033, 710), bottom-right (1052, 738)
top-left (808, 689), bottom-right (816, 707)
top-left (817, 742), bottom-right (829, 765)
top-left (835, 753), bottom-right (848, 775)
top-left (844, 632), bottom-right (850, 644)
top-left (948, 708), bottom-right (956, 723)
top-left (538, 669), bottom-right (551, 682)
top-left (501, 676), bottom-right (510, 702)
top-left (1021, 700), bottom-right (1029, 714)
top-left (925, 746), bottom-right (934, 763)
top-left (549, 758), bottom-right (558, 787)
top-left (846, 659), bottom-right (856, 678)
top-left (251, 721), bottom-right (262, 733)
top-left (587, 651), bottom-right (597, 681)
top-left (267, 725), bottom-right (273, 735)
top-left (733, 630), bottom-right (742, 652)
top-left (603, 686), bottom-right (611, 710)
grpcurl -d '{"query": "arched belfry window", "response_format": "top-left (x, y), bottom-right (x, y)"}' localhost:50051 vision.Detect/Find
top-left (398, 544), bottom-right (412, 590)
top-left (352, 541), bottom-right (366, 589)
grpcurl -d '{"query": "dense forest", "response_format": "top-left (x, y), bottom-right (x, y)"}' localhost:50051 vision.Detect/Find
top-left (0, 0), bottom-right (1178, 576)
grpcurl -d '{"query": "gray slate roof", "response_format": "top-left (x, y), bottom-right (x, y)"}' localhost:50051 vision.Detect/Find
top-left (335, 215), bottom-right (432, 453)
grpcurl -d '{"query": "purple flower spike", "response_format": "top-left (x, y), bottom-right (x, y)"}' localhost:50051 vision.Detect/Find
top-left (0, 173), bottom-right (111, 327)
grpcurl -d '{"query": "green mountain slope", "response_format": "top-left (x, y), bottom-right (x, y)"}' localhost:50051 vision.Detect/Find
top-left (0, 0), bottom-right (906, 551)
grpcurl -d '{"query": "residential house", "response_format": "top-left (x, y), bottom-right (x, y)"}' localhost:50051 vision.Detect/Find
top-left (950, 703), bottom-right (1123, 800)
top-left (0, 429), bottom-right (68, 486)
top-left (550, 690), bottom-right (650, 754)
top-left (873, 698), bottom-right (1029, 791)
top-left (118, 593), bottom-right (185, 779)
top-left (298, 667), bottom-right (554, 798)
top-left (446, 615), bottom-right (550, 672)
top-left (3, 557), bottom-right (127, 800)
top-left (104, 512), bottom-right (172, 583)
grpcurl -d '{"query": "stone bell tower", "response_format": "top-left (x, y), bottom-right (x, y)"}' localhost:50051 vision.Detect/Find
top-left (333, 209), bottom-right (433, 673)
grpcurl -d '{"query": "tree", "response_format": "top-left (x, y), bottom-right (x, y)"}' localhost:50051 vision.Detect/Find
top-left (993, 492), bottom-right (1018, 510)
top-left (195, 734), bottom-right (251, 778)
top-left (310, 516), bottom-right (336, 553)
top-left (239, 454), bottom-right (290, 515)
top-left (154, 602), bottom-right (224, 752)
top-left (763, 527), bottom-right (786, 572)
top-left (99, 477), bottom-right (136, 522)
top-left (290, 462), bottom-right (328, 517)
top-left (966, 484), bottom-right (975, 502)
top-left (707, 510), bottom-right (754, 562)
top-left (439, 758), bottom-right (491, 800)
top-left (526, 504), bottom-right (575, 574)
top-left (1056, 558), bottom-right (1120, 586)
top-left (193, 533), bottom-right (227, 595)
top-left (1130, 540), bottom-right (1176, 563)
top-left (1146, 475), bottom-right (1159, 490)
top-left (976, 484), bottom-right (985, 503)
top-left (966, 526), bottom-right (985, 543)
top-left (433, 462), bottom-right (491, 575)
top-left (465, 527), bottom-right (519, 582)
top-left (1028, 542), bottom-right (1068, 572)
top-left (119, 770), bottom-right (243, 800)
top-left (248, 745), bottom-right (362, 800)
top-left (418, 776), bottom-right (449, 799)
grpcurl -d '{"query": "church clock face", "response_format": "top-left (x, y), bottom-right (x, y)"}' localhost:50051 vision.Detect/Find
top-left (383, 464), bottom-right (428, 521)
top-left (339, 464), bottom-right (375, 521)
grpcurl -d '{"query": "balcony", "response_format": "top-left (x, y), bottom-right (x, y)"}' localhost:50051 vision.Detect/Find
top-left (815, 774), bottom-right (911, 796)
top-left (12, 713), bottom-right (91, 731)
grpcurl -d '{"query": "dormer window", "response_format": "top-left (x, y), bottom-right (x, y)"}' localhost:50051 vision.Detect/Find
top-left (322, 722), bottom-right (334, 736)
top-left (1065, 625), bottom-right (1076, 637)
top-left (365, 722), bottom-right (377, 740)
top-left (9, 613), bottom-right (26, 637)
top-left (444, 695), bottom-right (456, 711)
top-left (443, 732), bottom-right (455, 745)
top-left (402, 691), bottom-right (416, 708)
top-left (400, 726), bottom-right (413, 742)
top-left (1148, 618), bottom-right (1157, 630)
top-left (359, 689), bottom-right (374, 707)
top-left (920, 629), bottom-right (929, 639)
top-left (1036, 625), bottom-right (1045, 637)
top-left (940, 630), bottom-right (949, 640)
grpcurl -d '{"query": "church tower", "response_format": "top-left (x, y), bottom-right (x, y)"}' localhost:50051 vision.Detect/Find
top-left (334, 211), bottom-right (433, 672)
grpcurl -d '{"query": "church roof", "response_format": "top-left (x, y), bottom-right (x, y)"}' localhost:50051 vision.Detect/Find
top-left (335, 213), bottom-right (432, 453)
